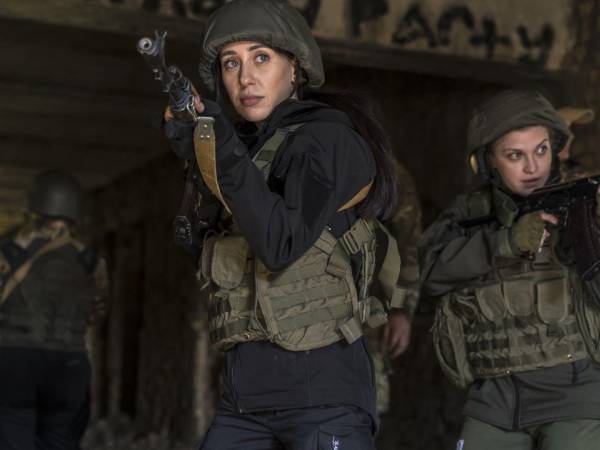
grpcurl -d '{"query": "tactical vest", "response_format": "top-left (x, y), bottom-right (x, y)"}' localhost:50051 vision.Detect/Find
top-left (0, 238), bottom-right (97, 352)
top-left (433, 188), bottom-right (600, 388)
top-left (199, 124), bottom-right (405, 351)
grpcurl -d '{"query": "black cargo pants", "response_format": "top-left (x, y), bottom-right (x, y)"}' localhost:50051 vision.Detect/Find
top-left (200, 401), bottom-right (376, 450)
top-left (0, 347), bottom-right (91, 450)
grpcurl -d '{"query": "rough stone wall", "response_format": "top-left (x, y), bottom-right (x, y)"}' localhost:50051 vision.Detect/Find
top-left (85, 154), bottom-right (220, 449)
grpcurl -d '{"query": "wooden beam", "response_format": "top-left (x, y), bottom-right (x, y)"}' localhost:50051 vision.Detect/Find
top-left (0, 135), bottom-right (166, 171)
top-left (318, 37), bottom-right (577, 87)
top-left (0, 0), bottom-right (206, 43)
top-left (0, 0), bottom-right (577, 88)
top-left (0, 112), bottom-right (166, 154)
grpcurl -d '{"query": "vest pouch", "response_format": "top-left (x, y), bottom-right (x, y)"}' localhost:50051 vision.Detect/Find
top-left (210, 236), bottom-right (250, 289)
top-left (503, 279), bottom-right (535, 317)
top-left (432, 296), bottom-right (474, 389)
top-left (536, 277), bottom-right (570, 324)
top-left (475, 284), bottom-right (506, 322)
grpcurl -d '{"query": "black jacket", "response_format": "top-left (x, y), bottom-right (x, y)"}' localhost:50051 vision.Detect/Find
top-left (169, 98), bottom-right (378, 420)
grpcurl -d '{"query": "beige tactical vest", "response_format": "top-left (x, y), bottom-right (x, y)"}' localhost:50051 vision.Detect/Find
top-left (433, 189), bottom-right (600, 388)
top-left (197, 124), bottom-right (404, 351)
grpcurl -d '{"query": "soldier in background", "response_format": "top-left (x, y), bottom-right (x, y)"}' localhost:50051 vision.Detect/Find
top-left (558, 106), bottom-right (595, 181)
top-left (367, 159), bottom-right (422, 416)
top-left (0, 170), bottom-right (108, 450)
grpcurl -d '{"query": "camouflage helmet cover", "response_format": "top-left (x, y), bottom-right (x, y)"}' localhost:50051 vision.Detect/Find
top-left (467, 90), bottom-right (570, 175)
top-left (199, 0), bottom-right (325, 93)
top-left (28, 169), bottom-right (83, 222)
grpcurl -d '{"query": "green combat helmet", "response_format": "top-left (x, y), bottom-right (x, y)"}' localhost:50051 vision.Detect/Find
top-left (28, 170), bottom-right (83, 223)
top-left (467, 90), bottom-right (571, 180)
top-left (198, 0), bottom-right (325, 93)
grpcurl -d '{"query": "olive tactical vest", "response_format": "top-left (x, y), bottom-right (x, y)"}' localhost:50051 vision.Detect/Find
top-left (433, 189), bottom-right (600, 388)
top-left (0, 238), bottom-right (97, 352)
top-left (199, 124), bottom-right (405, 351)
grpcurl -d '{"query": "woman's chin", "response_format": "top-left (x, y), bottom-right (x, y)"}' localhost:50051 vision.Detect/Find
top-left (237, 106), bottom-right (271, 124)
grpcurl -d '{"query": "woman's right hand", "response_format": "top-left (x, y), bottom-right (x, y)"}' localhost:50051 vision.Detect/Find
top-left (164, 96), bottom-right (205, 122)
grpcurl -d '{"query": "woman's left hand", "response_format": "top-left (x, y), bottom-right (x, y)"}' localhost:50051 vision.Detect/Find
top-left (382, 311), bottom-right (412, 358)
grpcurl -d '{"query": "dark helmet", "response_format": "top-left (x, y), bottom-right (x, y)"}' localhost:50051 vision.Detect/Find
top-left (467, 90), bottom-right (571, 178)
top-left (198, 0), bottom-right (325, 94)
top-left (28, 170), bottom-right (83, 222)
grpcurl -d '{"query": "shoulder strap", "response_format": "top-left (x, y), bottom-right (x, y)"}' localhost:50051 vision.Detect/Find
top-left (0, 235), bottom-right (78, 306)
top-left (466, 188), bottom-right (493, 220)
top-left (252, 123), bottom-right (372, 211)
top-left (252, 123), bottom-right (305, 180)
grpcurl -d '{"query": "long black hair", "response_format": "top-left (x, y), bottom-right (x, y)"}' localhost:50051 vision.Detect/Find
top-left (301, 88), bottom-right (398, 220)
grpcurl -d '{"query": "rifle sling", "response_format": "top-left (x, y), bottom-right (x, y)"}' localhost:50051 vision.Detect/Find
top-left (0, 235), bottom-right (76, 307)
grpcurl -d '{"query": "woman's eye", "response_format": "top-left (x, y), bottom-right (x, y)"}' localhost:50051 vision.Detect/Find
top-left (536, 145), bottom-right (548, 155)
top-left (222, 59), bottom-right (238, 70)
top-left (507, 152), bottom-right (521, 160)
top-left (256, 53), bottom-right (270, 63)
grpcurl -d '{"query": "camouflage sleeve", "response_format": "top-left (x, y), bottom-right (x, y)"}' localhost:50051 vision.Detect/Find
top-left (88, 256), bottom-right (110, 325)
top-left (385, 161), bottom-right (422, 320)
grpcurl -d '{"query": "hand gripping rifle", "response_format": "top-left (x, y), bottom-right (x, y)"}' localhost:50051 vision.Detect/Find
top-left (461, 175), bottom-right (600, 280)
top-left (137, 31), bottom-right (205, 251)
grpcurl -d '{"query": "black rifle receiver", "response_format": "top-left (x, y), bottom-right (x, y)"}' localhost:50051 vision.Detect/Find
top-left (460, 175), bottom-right (600, 229)
top-left (137, 30), bottom-right (199, 122)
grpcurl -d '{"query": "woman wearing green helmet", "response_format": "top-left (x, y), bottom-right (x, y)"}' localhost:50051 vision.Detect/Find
top-left (420, 89), bottom-right (600, 450)
top-left (163, 1), bottom-right (401, 448)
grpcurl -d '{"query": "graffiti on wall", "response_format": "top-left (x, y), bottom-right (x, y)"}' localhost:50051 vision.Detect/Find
top-left (96, 0), bottom-right (572, 70)
top-left (391, 4), bottom-right (555, 66)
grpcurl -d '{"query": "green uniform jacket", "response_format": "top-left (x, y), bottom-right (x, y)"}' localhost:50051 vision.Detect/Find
top-left (419, 190), bottom-right (600, 430)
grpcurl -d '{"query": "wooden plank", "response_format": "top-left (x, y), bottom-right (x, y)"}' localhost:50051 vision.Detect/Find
top-left (0, 188), bottom-right (26, 202)
top-left (0, 0), bottom-right (206, 43)
top-left (0, 81), bottom-right (161, 120)
top-left (0, 112), bottom-right (166, 154)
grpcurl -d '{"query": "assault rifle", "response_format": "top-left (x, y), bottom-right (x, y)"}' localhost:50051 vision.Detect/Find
top-left (137, 31), bottom-right (204, 251)
top-left (461, 175), bottom-right (600, 280)
top-left (137, 30), bottom-right (199, 122)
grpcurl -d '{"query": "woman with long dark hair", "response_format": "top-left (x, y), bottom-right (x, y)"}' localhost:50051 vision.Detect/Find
top-left (162, 1), bottom-right (404, 448)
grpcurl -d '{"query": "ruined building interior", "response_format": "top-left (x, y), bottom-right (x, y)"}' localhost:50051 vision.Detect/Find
top-left (0, 1), bottom-right (598, 449)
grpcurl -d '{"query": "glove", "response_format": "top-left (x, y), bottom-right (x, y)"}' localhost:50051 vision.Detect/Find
top-left (510, 212), bottom-right (546, 255)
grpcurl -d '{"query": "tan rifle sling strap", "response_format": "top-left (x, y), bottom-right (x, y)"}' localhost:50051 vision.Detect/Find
top-left (193, 117), bottom-right (231, 212)
top-left (0, 235), bottom-right (79, 306)
top-left (193, 118), bottom-right (372, 214)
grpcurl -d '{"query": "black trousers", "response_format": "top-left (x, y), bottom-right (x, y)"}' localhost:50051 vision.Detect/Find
top-left (200, 400), bottom-right (376, 450)
top-left (0, 347), bottom-right (91, 450)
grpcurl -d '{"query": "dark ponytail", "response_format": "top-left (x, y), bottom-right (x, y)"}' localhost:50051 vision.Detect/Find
top-left (302, 89), bottom-right (398, 220)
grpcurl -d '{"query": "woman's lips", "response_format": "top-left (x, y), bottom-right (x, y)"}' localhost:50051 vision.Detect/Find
top-left (521, 178), bottom-right (542, 189)
top-left (240, 96), bottom-right (262, 107)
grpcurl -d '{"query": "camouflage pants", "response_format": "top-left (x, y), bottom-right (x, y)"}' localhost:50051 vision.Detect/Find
top-left (365, 334), bottom-right (392, 416)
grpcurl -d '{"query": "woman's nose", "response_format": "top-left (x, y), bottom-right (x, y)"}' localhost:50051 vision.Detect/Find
top-left (523, 155), bottom-right (538, 174)
top-left (239, 63), bottom-right (255, 87)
